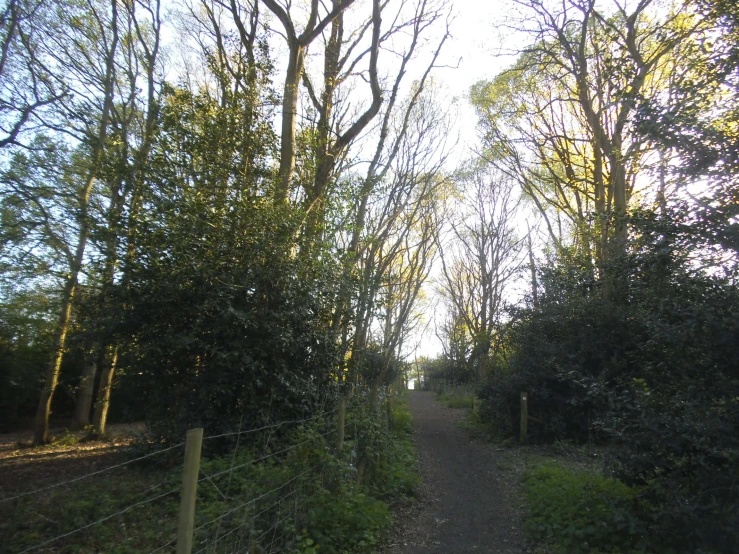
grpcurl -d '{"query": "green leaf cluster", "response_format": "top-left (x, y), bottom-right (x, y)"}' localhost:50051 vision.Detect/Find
top-left (524, 463), bottom-right (646, 554)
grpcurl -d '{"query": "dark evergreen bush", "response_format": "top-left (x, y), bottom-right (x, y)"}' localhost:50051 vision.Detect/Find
top-left (477, 210), bottom-right (739, 551)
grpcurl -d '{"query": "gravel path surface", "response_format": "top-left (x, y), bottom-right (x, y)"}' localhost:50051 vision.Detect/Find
top-left (387, 391), bottom-right (526, 554)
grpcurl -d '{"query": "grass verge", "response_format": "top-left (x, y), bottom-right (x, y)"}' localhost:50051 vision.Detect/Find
top-left (437, 390), bottom-right (475, 409)
top-left (458, 409), bottom-right (496, 440)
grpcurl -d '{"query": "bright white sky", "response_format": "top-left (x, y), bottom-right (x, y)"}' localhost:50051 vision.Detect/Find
top-left (165, 0), bottom-right (531, 360)
top-left (437, 1), bottom-right (521, 139)
top-left (403, 1), bottom-right (528, 359)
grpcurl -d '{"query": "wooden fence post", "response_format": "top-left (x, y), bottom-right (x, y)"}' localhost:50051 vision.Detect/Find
top-left (177, 428), bottom-right (203, 554)
top-left (520, 392), bottom-right (528, 442)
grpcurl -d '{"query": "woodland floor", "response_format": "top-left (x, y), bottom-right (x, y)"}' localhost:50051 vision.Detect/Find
top-left (0, 422), bottom-right (145, 500)
top-left (2, 399), bottom-right (532, 554)
top-left (385, 391), bottom-right (528, 554)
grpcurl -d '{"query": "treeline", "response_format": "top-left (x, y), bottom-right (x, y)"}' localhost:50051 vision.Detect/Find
top-left (0, 0), bottom-right (453, 445)
top-left (423, 0), bottom-right (738, 552)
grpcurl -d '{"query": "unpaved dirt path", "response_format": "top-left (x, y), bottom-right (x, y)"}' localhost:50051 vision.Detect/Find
top-left (387, 391), bottom-right (526, 554)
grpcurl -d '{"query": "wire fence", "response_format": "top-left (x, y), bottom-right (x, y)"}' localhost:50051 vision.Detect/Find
top-left (0, 441), bottom-right (186, 504)
top-left (0, 391), bottom-right (376, 554)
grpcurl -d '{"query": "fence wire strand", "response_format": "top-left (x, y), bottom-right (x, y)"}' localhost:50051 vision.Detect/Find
top-left (200, 429), bottom-right (333, 483)
top-left (193, 462), bottom-right (320, 539)
top-left (18, 486), bottom-right (180, 554)
top-left (202, 407), bottom-right (338, 441)
top-left (0, 441), bottom-right (185, 504)
top-left (12, 397), bottom-right (354, 553)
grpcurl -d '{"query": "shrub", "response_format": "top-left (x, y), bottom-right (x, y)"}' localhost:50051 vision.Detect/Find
top-left (364, 394), bottom-right (420, 501)
top-left (388, 393), bottom-right (414, 435)
top-left (299, 488), bottom-right (391, 553)
top-left (438, 391), bottom-right (475, 409)
top-left (476, 214), bottom-right (739, 552)
top-left (524, 463), bottom-right (646, 554)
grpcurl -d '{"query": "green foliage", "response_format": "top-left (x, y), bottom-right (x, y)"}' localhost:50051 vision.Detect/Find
top-left (437, 390), bottom-right (475, 409)
top-left (299, 488), bottom-right (391, 553)
top-left (364, 395), bottom-right (419, 501)
top-left (524, 463), bottom-right (646, 554)
top-left (293, 393), bottom-right (418, 553)
top-left (110, 85), bottom-right (345, 441)
top-left (0, 458), bottom-right (180, 553)
top-left (388, 393), bottom-right (413, 435)
top-left (344, 393), bottom-right (420, 502)
top-left (350, 345), bottom-right (406, 390)
top-left (477, 209), bottom-right (739, 552)
top-left (419, 355), bottom-right (476, 387)
top-left (0, 289), bottom-right (55, 428)
top-left (636, 0), bottom-right (739, 187)
top-left (458, 410), bottom-right (495, 440)
top-left (0, 399), bottom-right (418, 553)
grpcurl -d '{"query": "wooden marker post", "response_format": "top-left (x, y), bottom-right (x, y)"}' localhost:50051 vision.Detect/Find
top-left (177, 428), bottom-right (203, 554)
top-left (520, 392), bottom-right (528, 442)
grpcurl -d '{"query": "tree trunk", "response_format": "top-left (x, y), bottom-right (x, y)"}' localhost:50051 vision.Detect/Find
top-left (32, 0), bottom-right (119, 445)
top-left (33, 277), bottom-right (76, 444)
top-left (657, 148), bottom-right (667, 215)
top-left (73, 349), bottom-right (98, 428)
top-left (275, 41), bottom-right (305, 203)
top-left (336, 393), bottom-right (346, 451)
top-left (93, 345), bottom-right (118, 436)
top-left (527, 225), bottom-right (538, 309)
top-left (34, 174), bottom-right (99, 444)
top-left (610, 145), bottom-right (628, 260)
top-left (303, 8), bottom-right (342, 241)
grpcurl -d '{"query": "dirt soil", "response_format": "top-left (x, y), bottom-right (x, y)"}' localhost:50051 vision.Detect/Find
top-left (0, 422), bottom-right (145, 500)
top-left (386, 391), bottom-right (527, 554)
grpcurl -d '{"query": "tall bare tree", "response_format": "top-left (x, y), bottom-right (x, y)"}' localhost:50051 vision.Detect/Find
top-left (472, 0), bottom-right (701, 265)
top-left (262, 0), bottom-right (364, 203)
top-left (0, 0), bottom-right (64, 149)
top-left (89, 0), bottom-right (163, 436)
top-left (349, 82), bottom-right (452, 406)
top-left (437, 166), bottom-right (523, 377)
top-left (331, 0), bottom-right (450, 339)
top-left (33, 0), bottom-right (121, 444)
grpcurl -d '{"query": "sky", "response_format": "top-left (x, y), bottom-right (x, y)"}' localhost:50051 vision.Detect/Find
top-left (437, 1), bottom-right (520, 134)
top-left (400, 1), bottom-right (528, 359)
top-left (165, 0), bottom-right (531, 361)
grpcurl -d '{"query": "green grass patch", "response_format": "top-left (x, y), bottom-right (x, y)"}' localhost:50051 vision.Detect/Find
top-left (299, 488), bottom-right (391, 553)
top-left (524, 462), bottom-right (649, 554)
top-left (458, 409), bottom-right (495, 439)
top-left (438, 391), bottom-right (475, 409)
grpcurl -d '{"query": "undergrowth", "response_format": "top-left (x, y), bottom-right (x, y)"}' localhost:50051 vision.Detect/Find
top-left (524, 462), bottom-right (653, 554)
top-left (437, 389), bottom-right (475, 409)
top-left (0, 392), bottom-right (420, 554)
top-left (458, 409), bottom-right (496, 440)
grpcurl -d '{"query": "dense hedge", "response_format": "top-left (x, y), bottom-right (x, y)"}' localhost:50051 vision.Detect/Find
top-left (478, 211), bottom-right (739, 552)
